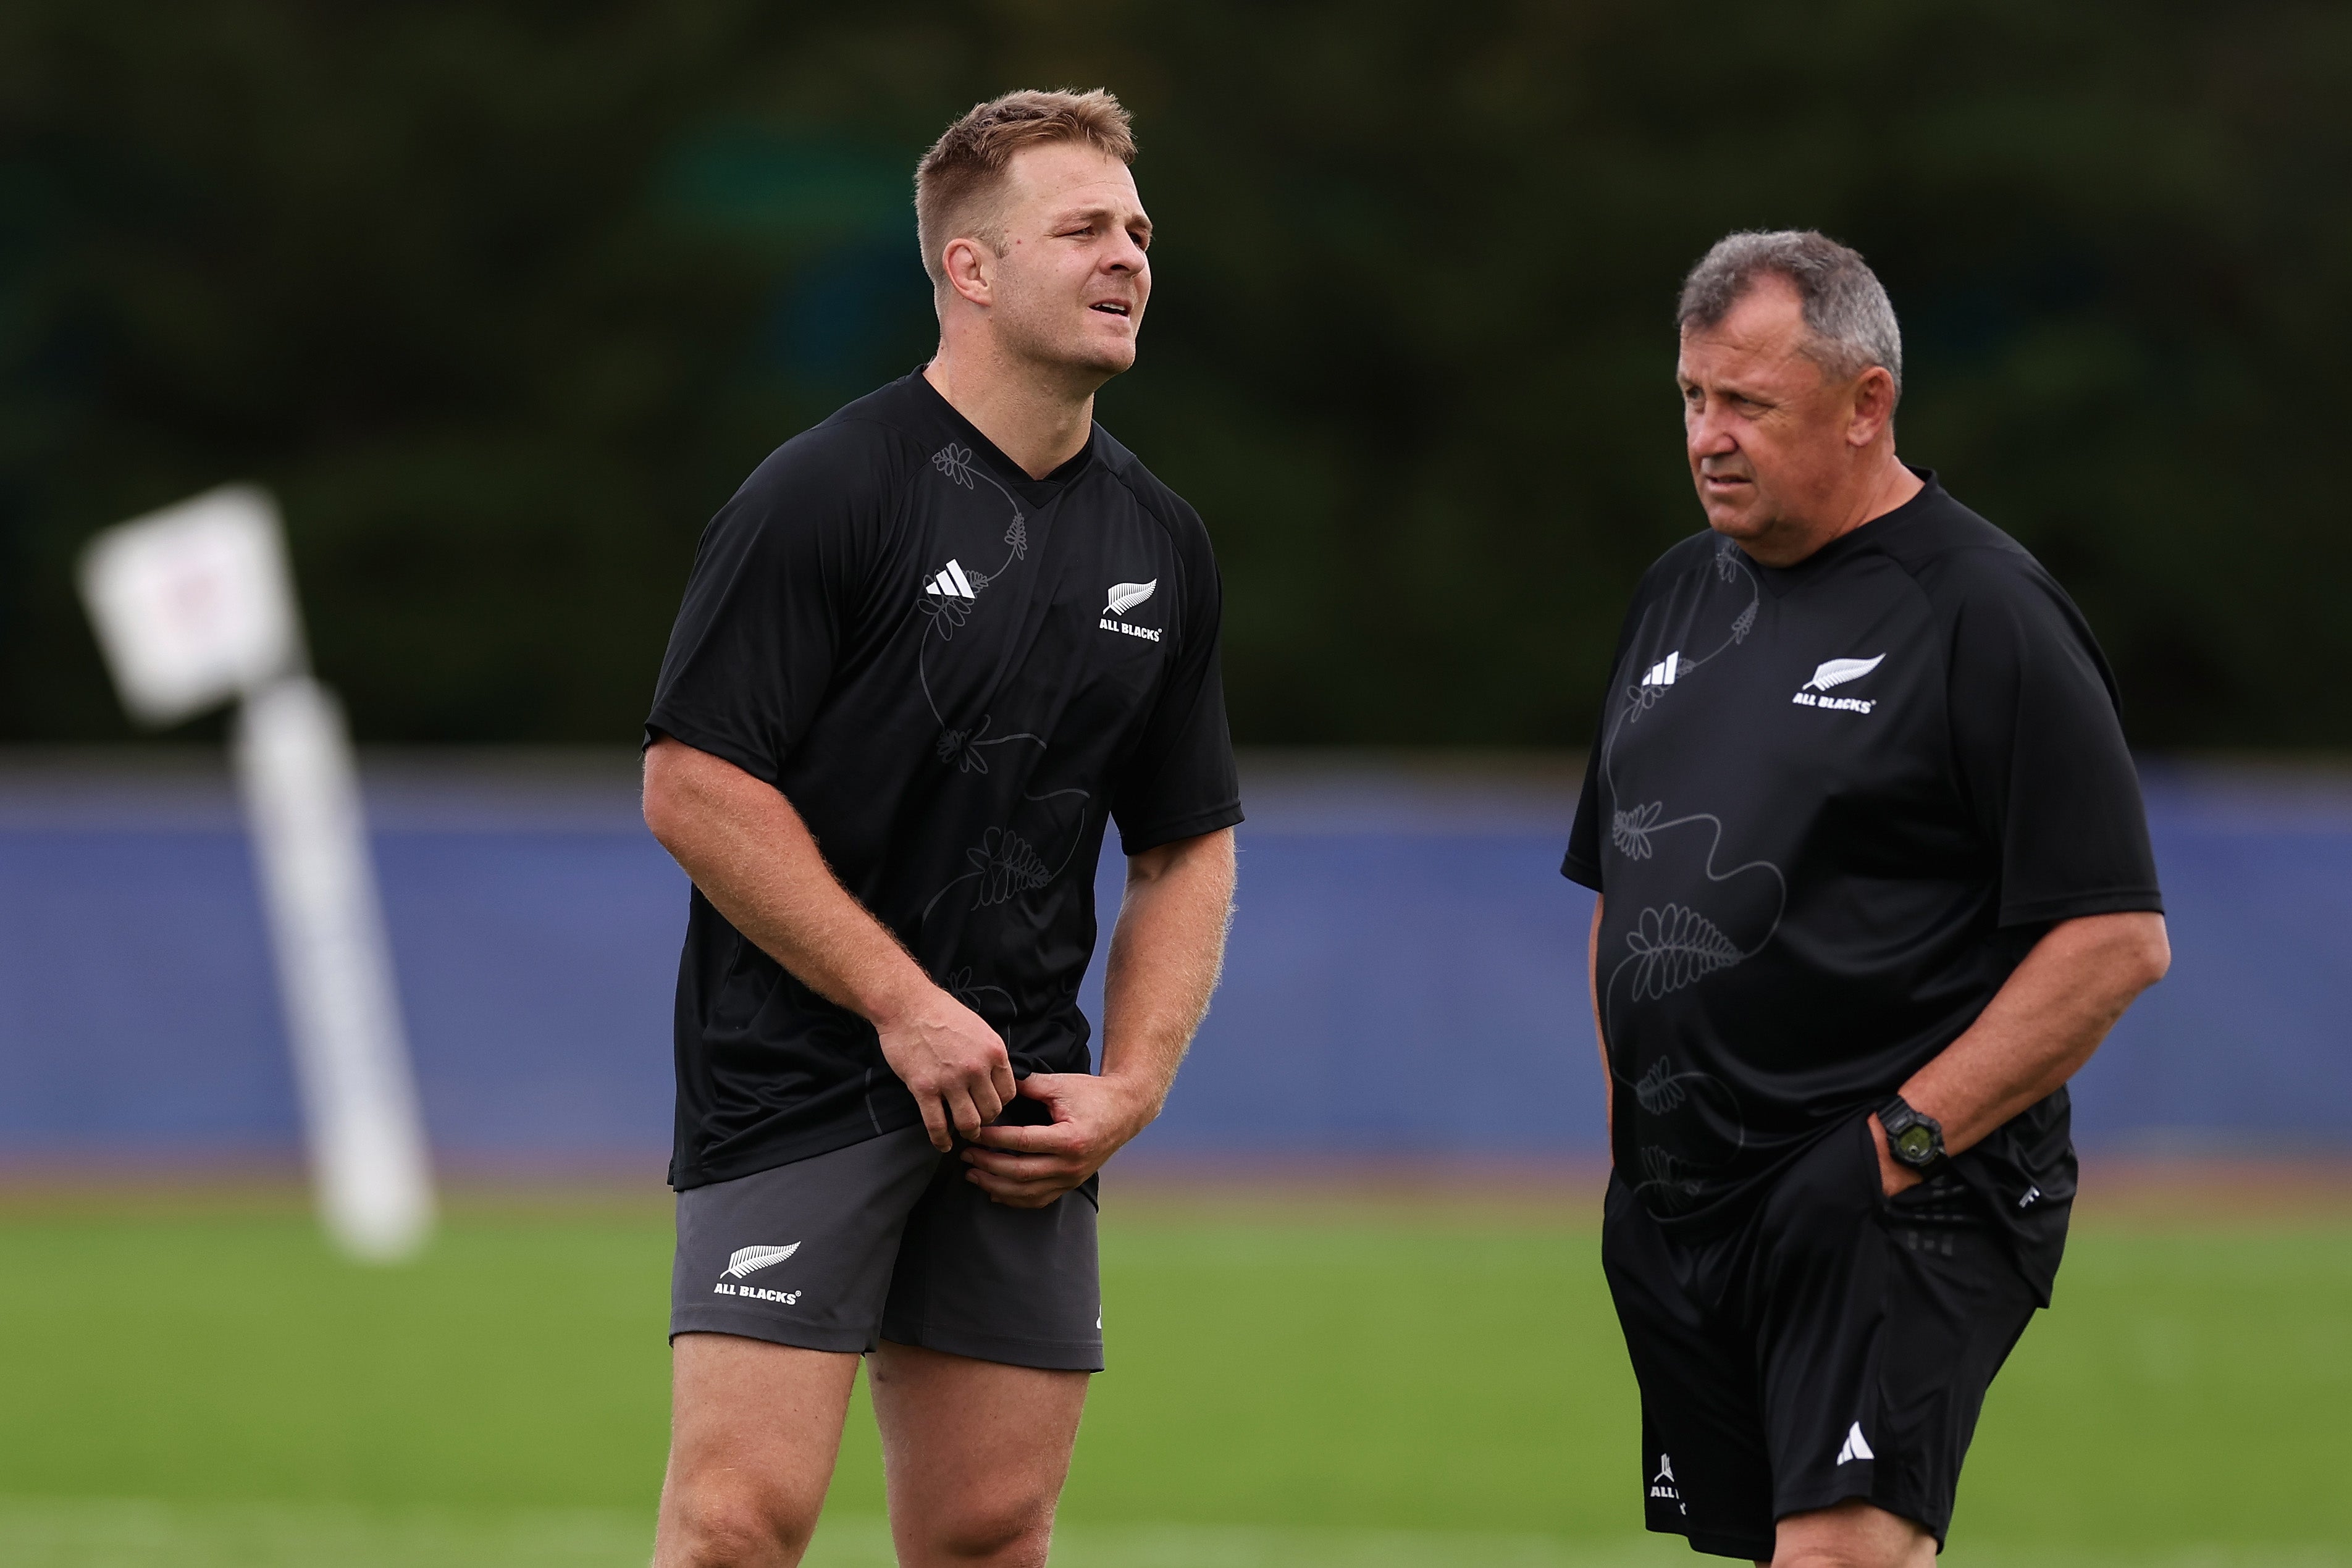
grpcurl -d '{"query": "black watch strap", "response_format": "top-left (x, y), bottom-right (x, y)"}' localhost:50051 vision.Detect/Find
top-left (1878, 1094), bottom-right (1950, 1175)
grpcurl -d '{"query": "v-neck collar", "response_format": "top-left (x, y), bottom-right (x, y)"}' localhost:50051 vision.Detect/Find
top-left (909, 370), bottom-right (1098, 509)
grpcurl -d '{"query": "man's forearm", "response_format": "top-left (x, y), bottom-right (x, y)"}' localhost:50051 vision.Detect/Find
top-left (1897, 910), bottom-right (2170, 1157)
top-left (959, 827), bottom-right (1235, 1207)
top-left (642, 737), bottom-right (929, 1025)
top-left (644, 737), bottom-right (1014, 1147)
top-left (1098, 828), bottom-right (1238, 1121)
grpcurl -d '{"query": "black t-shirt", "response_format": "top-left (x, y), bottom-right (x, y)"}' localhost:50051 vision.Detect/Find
top-left (1563, 473), bottom-right (2161, 1296)
top-left (647, 372), bottom-right (1242, 1189)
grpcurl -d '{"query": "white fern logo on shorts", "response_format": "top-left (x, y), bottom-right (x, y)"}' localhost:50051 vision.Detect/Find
top-left (723, 1243), bottom-right (800, 1280)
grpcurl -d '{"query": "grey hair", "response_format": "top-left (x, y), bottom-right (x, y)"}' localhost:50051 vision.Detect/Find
top-left (1677, 230), bottom-right (1904, 399)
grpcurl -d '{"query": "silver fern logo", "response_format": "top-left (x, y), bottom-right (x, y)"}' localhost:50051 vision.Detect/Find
top-left (713, 1243), bottom-right (805, 1304)
top-left (1625, 903), bottom-right (1743, 1000)
top-left (1099, 579), bottom-right (1164, 642)
top-left (724, 1243), bottom-right (799, 1279)
top-left (1806, 653), bottom-right (1884, 690)
top-left (1793, 653), bottom-right (1886, 714)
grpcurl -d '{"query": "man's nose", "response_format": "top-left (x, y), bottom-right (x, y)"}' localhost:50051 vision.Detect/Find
top-left (1103, 233), bottom-right (1148, 274)
top-left (1687, 400), bottom-right (1736, 456)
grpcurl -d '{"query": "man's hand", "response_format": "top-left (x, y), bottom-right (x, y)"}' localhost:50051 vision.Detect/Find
top-left (1866, 1113), bottom-right (1924, 1199)
top-left (961, 1073), bottom-right (1153, 1208)
top-left (875, 990), bottom-right (1017, 1152)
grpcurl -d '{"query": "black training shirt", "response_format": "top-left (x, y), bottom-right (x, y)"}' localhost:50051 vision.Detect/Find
top-left (1563, 472), bottom-right (2161, 1296)
top-left (648, 372), bottom-right (1242, 1190)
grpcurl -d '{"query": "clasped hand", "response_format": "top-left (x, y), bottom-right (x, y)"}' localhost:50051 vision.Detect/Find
top-left (964, 1073), bottom-right (1148, 1209)
top-left (875, 988), bottom-right (1148, 1208)
top-left (875, 991), bottom-right (1018, 1151)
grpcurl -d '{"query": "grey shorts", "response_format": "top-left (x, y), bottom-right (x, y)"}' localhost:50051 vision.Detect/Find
top-left (670, 1123), bottom-right (1103, 1372)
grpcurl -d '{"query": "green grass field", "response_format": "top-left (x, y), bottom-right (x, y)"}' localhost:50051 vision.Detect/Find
top-left (1, 1186), bottom-right (2345, 1566)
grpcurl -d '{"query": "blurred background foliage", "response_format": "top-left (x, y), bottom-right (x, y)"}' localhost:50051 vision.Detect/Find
top-left (2, 0), bottom-right (2346, 748)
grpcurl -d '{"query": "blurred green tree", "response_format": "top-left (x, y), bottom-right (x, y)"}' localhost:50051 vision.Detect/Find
top-left (1, 0), bottom-right (2345, 748)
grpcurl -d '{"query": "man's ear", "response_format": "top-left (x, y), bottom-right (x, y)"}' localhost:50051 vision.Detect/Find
top-left (940, 235), bottom-right (993, 309)
top-left (1847, 366), bottom-right (1898, 448)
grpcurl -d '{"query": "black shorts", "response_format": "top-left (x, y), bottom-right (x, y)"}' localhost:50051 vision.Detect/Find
top-left (670, 1121), bottom-right (1103, 1372)
top-left (1601, 1114), bottom-right (2046, 1559)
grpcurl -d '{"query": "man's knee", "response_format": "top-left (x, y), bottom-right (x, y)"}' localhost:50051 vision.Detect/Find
top-left (915, 1493), bottom-right (1056, 1564)
top-left (657, 1480), bottom-right (820, 1568)
top-left (1774, 1552), bottom-right (1933, 1568)
top-left (1771, 1500), bottom-right (1936, 1568)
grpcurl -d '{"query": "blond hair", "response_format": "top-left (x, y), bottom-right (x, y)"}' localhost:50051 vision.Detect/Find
top-left (915, 89), bottom-right (1136, 295)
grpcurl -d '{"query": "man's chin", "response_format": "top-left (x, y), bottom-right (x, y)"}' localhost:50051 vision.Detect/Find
top-left (1015, 335), bottom-right (1135, 384)
top-left (1703, 508), bottom-right (1768, 542)
top-left (1072, 337), bottom-right (1137, 375)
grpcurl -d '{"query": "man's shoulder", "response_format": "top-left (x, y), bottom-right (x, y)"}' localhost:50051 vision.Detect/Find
top-left (1868, 478), bottom-right (2106, 669)
top-left (1869, 479), bottom-right (2051, 603)
top-left (1091, 426), bottom-right (1209, 548)
top-left (732, 379), bottom-right (930, 511)
top-left (1853, 479), bottom-right (2098, 639)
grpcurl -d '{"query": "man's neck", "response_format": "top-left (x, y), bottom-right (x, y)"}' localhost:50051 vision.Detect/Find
top-left (1749, 450), bottom-right (1924, 568)
top-left (1845, 451), bottom-right (1925, 534)
top-left (923, 344), bottom-right (1098, 481)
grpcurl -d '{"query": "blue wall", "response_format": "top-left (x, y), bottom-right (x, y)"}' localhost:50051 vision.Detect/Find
top-left (0, 756), bottom-right (2344, 1168)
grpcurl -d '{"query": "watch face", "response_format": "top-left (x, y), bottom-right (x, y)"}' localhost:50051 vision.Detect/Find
top-left (1896, 1125), bottom-right (1935, 1162)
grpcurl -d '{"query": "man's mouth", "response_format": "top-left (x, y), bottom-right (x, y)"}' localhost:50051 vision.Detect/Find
top-left (1090, 301), bottom-right (1131, 317)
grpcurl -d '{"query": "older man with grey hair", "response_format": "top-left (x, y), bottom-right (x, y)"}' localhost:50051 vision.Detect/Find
top-left (1561, 230), bottom-right (2170, 1566)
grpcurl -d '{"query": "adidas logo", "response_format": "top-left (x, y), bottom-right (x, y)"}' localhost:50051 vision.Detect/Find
top-left (1794, 653), bottom-right (1886, 715)
top-left (1835, 1422), bottom-right (1875, 1466)
top-left (713, 1243), bottom-right (803, 1305)
top-left (1640, 651), bottom-right (1682, 688)
top-left (925, 560), bottom-right (978, 601)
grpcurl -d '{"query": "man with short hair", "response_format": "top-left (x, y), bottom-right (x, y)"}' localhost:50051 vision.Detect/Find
top-left (640, 89), bottom-right (1240, 1568)
top-left (1563, 230), bottom-right (2170, 1567)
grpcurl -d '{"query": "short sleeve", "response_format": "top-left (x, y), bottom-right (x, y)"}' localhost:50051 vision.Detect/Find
top-left (1563, 566), bottom-right (1663, 891)
top-left (1562, 731), bottom-right (1608, 890)
top-left (644, 429), bottom-right (887, 784)
top-left (1944, 555), bottom-right (2164, 928)
top-left (1109, 514), bottom-right (1243, 855)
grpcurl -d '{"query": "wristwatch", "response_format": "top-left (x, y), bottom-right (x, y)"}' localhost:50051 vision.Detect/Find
top-left (1877, 1095), bottom-right (1950, 1178)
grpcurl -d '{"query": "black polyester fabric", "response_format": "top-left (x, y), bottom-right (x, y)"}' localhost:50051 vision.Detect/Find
top-left (648, 372), bottom-right (1242, 1189)
top-left (1563, 472), bottom-right (2161, 1296)
top-left (1602, 1118), bottom-right (2041, 1555)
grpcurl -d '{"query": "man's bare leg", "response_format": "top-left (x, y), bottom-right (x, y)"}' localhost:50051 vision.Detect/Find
top-left (1766, 1498), bottom-right (1938, 1568)
top-left (869, 1341), bottom-right (1089, 1567)
top-left (653, 1333), bottom-right (862, 1568)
